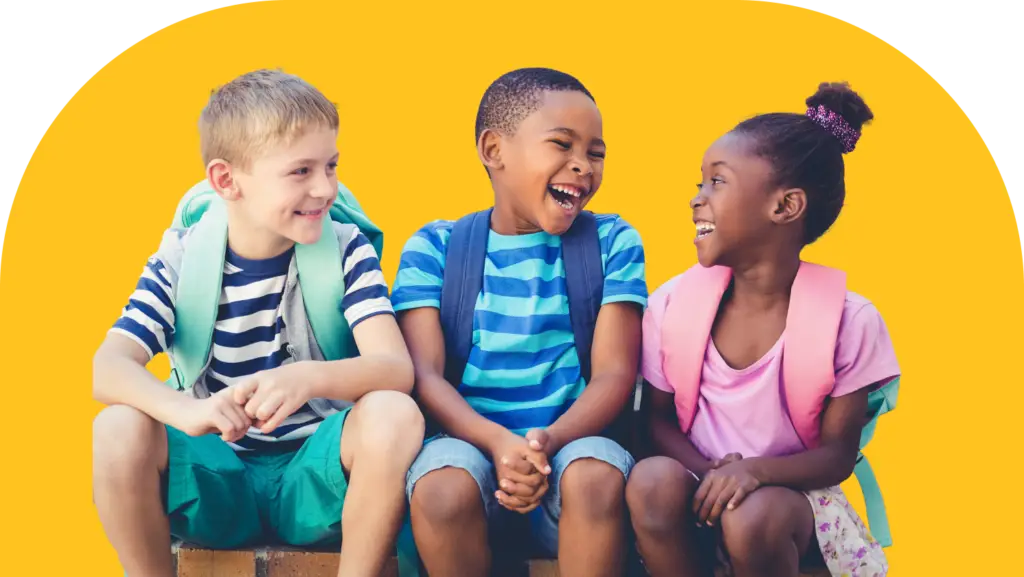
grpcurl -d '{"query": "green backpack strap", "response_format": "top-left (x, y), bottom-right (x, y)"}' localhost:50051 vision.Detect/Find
top-left (169, 197), bottom-right (229, 391)
top-left (854, 376), bottom-right (900, 548)
top-left (295, 181), bottom-right (384, 362)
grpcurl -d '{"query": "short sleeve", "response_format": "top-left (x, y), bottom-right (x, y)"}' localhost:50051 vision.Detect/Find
top-left (831, 295), bottom-right (901, 398)
top-left (339, 227), bottom-right (394, 329)
top-left (109, 256), bottom-right (177, 359)
top-left (597, 216), bottom-right (648, 308)
top-left (390, 221), bottom-right (451, 312)
top-left (640, 277), bottom-right (679, 393)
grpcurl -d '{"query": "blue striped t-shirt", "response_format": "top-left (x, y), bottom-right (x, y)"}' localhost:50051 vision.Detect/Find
top-left (111, 227), bottom-right (393, 451)
top-left (391, 213), bottom-right (647, 434)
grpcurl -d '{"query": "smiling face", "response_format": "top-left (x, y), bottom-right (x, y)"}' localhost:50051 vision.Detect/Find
top-left (485, 90), bottom-right (606, 235)
top-left (691, 132), bottom-right (782, 268)
top-left (215, 126), bottom-right (340, 258)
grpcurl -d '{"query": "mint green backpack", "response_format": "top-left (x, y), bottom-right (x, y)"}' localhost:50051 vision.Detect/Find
top-left (164, 179), bottom-right (421, 577)
top-left (165, 179), bottom-right (383, 393)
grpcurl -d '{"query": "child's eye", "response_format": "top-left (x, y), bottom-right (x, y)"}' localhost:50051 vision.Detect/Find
top-left (551, 140), bottom-right (571, 150)
top-left (327, 162), bottom-right (338, 171)
top-left (292, 167), bottom-right (309, 176)
top-left (696, 183), bottom-right (704, 191)
top-left (711, 177), bottom-right (724, 185)
top-left (589, 150), bottom-right (606, 159)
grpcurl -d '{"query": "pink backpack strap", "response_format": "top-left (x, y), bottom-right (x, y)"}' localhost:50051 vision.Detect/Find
top-left (661, 265), bottom-right (732, 433)
top-left (783, 262), bottom-right (847, 449)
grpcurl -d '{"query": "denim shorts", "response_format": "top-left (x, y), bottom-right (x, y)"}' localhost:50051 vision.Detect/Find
top-left (405, 434), bottom-right (635, 555)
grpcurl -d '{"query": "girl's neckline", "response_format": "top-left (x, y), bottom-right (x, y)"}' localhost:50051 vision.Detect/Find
top-left (708, 334), bottom-right (785, 375)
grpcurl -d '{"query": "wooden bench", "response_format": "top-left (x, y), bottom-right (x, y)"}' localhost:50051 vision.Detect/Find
top-left (173, 542), bottom-right (830, 577)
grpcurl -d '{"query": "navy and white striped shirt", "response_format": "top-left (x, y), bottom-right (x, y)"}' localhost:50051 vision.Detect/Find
top-left (111, 227), bottom-right (393, 451)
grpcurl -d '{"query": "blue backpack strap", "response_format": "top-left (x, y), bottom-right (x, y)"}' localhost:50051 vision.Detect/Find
top-left (560, 211), bottom-right (603, 382)
top-left (439, 208), bottom-right (492, 387)
top-left (855, 376), bottom-right (900, 548)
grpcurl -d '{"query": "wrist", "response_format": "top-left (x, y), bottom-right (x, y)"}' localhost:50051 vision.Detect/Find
top-left (542, 427), bottom-right (567, 458)
top-left (743, 457), bottom-right (769, 486)
top-left (482, 426), bottom-right (516, 457)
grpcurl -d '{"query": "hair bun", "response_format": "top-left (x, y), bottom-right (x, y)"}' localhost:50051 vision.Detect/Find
top-left (805, 82), bottom-right (873, 153)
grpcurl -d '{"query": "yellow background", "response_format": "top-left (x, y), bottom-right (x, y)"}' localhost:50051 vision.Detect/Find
top-left (1, 0), bottom-right (1017, 574)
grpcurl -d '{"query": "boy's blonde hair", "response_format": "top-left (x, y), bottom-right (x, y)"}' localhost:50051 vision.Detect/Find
top-left (199, 69), bottom-right (339, 168)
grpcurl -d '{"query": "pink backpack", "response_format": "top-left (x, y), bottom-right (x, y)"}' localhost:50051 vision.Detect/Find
top-left (658, 261), bottom-right (897, 546)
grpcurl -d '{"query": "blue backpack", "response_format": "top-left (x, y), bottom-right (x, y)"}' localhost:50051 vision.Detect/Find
top-left (437, 208), bottom-right (636, 444)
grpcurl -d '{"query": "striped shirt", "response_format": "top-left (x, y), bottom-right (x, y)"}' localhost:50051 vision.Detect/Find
top-left (391, 213), bottom-right (647, 434)
top-left (111, 227), bottom-right (393, 451)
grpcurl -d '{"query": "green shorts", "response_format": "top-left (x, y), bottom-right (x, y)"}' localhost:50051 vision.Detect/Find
top-left (164, 407), bottom-right (351, 549)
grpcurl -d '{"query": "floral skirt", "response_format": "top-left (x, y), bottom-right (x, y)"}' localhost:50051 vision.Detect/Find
top-left (713, 485), bottom-right (887, 577)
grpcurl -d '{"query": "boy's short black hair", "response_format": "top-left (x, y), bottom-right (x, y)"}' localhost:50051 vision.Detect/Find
top-left (474, 68), bottom-right (595, 143)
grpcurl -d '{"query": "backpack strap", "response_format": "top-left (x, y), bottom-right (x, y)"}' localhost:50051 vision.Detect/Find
top-left (294, 216), bottom-right (349, 362)
top-left (170, 199), bottom-right (229, 391)
top-left (781, 262), bottom-right (846, 449)
top-left (560, 211), bottom-right (603, 383)
top-left (661, 265), bottom-right (732, 432)
top-left (439, 209), bottom-right (492, 387)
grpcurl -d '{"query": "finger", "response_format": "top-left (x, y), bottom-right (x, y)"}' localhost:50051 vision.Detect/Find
top-left (697, 480), bottom-right (725, 525)
top-left (213, 413), bottom-right (237, 442)
top-left (495, 490), bottom-right (531, 510)
top-left (727, 486), bottom-right (750, 511)
top-left (500, 454), bottom-right (535, 475)
top-left (498, 478), bottom-right (544, 498)
top-left (523, 450), bottom-right (552, 476)
top-left (254, 394), bottom-right (285, 423)
top-left (707, 484), bottom-right (735, 527)
top-left (243, 388), bottom-right (269, 419)
top-left (497, 465), bottom-right (545, 487)
top-left (259, 400), bottom-right (299, 434)
top-left (232, 379), bottom-right (259, 405)
top-left (221, 404), bottom-right (248, 436)
top-left (693, 475), bottom-right (714, 513)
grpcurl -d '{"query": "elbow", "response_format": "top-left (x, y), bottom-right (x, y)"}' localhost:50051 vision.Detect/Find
top-left (91, 349), bottom-right (111, 404)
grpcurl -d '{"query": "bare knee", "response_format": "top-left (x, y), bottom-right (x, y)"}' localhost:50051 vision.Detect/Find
top-left (411, 468), bottom-right (483, 527)
top-left (560, 458), bottom-right (626, 520)
top-left (92, 405), bottom-right (165, 478)
top-left (350, 390), bottom-right (425, 457)
top-left (626, 457), bottom-right (698, 535)
top-left (720, 488), bottom-right (809, 563)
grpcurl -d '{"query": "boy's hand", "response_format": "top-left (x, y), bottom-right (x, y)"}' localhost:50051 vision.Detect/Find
top-left (693, 459), bottom-right (761, 527)
top-left (172, 388), bottom-right (252, 443)
top-left (233, 362), bottom-right (315, 434)
top-left (490, 432), bottom-right (551, 513)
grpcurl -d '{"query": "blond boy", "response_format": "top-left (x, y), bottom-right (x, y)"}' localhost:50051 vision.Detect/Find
top-left (92, 69), bottom-right (423, 577)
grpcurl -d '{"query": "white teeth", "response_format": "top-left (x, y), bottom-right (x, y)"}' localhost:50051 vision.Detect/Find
top-left (551, 184), bottom-right (582, 198)
top-left (695, 221), bottom-right (715, 236)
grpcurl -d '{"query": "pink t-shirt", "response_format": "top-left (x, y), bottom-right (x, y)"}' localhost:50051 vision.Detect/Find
top-left (641, 275), bottom-right (901, 461)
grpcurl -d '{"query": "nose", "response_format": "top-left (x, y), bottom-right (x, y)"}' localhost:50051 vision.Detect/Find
top-left (313, 173), bottom-right (336, 199)
top-left (569, 153), bottom-right (594, 177)
top-left (689, 191), bottom-right (705, 210)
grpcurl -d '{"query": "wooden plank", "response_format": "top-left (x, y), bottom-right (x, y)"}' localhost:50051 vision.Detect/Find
top-left (175, 546), bottom-right (254, 577)
top-left (527, 559), bottom-right (560, 577)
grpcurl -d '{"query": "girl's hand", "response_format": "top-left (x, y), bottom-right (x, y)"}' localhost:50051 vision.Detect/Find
top-left (693, 459), bottom-right (761, 527)
top-left (710, 452), bottom-right (743, 470)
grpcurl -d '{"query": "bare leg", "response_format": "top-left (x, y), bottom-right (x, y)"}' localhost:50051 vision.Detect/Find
top-left (720, 487), bottom-right (815, 577)
top-left (93, 405), bottom-right (172, 577)
top-left (410, 468), bottom-right (490, 577)
top-left (557, 458), bottom-right (628, 577)
top-left (626, 457), bottom-right (707, 577)
top-left (336, 391), bottom-right (425, 577)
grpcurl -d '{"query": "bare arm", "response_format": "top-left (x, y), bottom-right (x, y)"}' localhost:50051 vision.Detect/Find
top-left (645, 383), bottom-right (715, 477)
top-left (304, 312), bottom-right (415, 401)
top-left (92, 333), bottom-right (195, 424)
top-left (398, 307), bottom-right (511, 454)
top-left (746, 387), bottom-right (870, 490)
top-left (544, 302), bottom-right (642, 455)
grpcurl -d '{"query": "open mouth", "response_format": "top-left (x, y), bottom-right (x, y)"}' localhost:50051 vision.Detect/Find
top-left (548, 183), bottom-right (587, 212)
top-left (695, 220), bottom-right (716, 242)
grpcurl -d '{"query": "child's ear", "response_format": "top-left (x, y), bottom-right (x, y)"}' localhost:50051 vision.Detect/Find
top-left (207, 159), bottom-right (241, 201)
top-left (770, 187), bottom-right (806, 225)
top-left (477, 129), bottom-right (504, 172)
